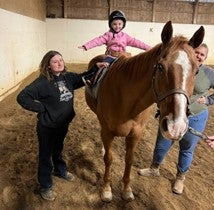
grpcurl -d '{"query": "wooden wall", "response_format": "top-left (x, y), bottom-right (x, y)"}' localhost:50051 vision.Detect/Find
top-left (0, 0), bottom-right (46, 21)
top-left (46, 0), bottom-right (214, 25)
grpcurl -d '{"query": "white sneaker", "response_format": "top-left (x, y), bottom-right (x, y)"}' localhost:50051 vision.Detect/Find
top-left (137, 167), bottom-right (160, 177)
top-left (40, 188), bottom-right (56, 201)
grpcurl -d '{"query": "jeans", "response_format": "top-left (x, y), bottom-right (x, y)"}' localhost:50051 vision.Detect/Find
top-left (103, 56), bottom-right (116, 64)
top-left (152, 109), bottom-right (208, 173)
top-left (36, 122), bottom-right (69, 189)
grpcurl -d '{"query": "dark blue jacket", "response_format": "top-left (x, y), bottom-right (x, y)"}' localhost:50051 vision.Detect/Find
top-left (17, 72), bottom-right (85, 128)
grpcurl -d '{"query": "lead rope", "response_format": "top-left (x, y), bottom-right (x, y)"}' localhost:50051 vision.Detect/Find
top-left (188, 126), bottom-right (208, 140)
top-left (154, 111), bottom-right (208, 140)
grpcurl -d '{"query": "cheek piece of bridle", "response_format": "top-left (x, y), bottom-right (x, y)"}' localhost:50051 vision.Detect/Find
top-left (152, 63), bottom-right (209, 140)
top-left (152, 63), bottom-right (190, 107)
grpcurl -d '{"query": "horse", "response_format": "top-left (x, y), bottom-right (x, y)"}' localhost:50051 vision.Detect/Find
top-left (85, 21), bottom-right (204, 202)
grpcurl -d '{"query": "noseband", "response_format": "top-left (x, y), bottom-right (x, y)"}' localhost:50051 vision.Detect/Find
top-left (152, 63), bottom-right (190, 107)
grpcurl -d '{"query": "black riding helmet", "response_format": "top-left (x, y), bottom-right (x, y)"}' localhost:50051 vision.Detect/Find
top-left (108, 10), bottom-right (126, 31)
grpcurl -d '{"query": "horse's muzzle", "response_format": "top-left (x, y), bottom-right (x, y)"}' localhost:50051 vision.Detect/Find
top-left (160, 116), bottom-right (188, 141)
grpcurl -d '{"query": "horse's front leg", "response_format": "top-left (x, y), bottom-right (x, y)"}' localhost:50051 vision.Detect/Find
top-left (122, 135), bottom-right (140, 201)
top-left (100, 128), bottom-right (114, 202)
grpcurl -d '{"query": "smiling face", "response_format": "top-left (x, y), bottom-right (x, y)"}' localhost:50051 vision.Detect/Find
top-left (49, 54), bottom-right (65, 75)
top-left (194, 45), bottom-right (208, 66)
top-left (110, 19), bottom-right (124, 33)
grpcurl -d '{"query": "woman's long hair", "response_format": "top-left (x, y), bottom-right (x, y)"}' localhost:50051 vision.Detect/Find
top-left (39, 50), bottom-right (67, 81)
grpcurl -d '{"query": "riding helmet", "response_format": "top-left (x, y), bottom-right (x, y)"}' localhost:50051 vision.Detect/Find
top-left (108, 10), bottom-right (126, 30)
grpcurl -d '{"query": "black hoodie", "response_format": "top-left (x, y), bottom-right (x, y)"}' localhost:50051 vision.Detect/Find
top-left (17, 71), bottom-right (86, 128)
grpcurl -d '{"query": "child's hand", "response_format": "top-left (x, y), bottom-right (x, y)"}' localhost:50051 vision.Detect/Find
top-left (78, 46), bottom-right (86, 50)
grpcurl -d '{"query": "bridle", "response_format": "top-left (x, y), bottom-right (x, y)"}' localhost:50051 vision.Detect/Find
top-left (152, 63), bottom-right (190, 107)
top-left (152, 63), bottom-right (210, 140)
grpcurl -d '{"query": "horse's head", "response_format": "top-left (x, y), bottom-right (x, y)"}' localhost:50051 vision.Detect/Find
top-left (153, 21), bottom-right (204, 140)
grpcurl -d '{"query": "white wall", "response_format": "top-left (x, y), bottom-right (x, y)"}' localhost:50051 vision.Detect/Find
top-left (0, 8), bottom-right (46, 99)
top-left (1, 15), bottom-right (214, 100)
top-left (46, 18), bottom-right (214, 65)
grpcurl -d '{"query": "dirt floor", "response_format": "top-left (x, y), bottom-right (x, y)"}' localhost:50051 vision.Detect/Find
top-left (0, 64), bottom-right (213, 210)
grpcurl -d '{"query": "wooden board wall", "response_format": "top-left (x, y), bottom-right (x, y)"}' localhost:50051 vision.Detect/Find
top-left (0, 0), bottom-right (46, 21)
top-left (46, 0), bottom-right (214, 25)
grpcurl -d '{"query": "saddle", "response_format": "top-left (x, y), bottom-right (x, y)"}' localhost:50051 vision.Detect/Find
top-left (86, 67), bottom-right (108, 99)
top-left (86, 59), bottom-right (118, 98)
top-left (106, 49), bottom-right (131, 58)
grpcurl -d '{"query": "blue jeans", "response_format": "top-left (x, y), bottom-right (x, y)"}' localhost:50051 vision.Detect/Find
top-left (152, 109), bottom-right (208, 173)
top-left (103, 56), bottom-right (116, 64)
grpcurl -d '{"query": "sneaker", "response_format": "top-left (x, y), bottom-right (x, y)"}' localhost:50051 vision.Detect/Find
top-left (137, 167), bottom-right (160, 177)
top-left (54, 171), bottom-right (74, 182)
top-left (39, 188), bottom-right (56, 201)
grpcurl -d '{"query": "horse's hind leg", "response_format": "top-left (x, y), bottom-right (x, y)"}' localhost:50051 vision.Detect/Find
top-left (100, 128), bottom-right (114, 202)
top-left (122, 135), bottom-right (140, 201)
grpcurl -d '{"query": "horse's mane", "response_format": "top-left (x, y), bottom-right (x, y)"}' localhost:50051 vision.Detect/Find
top-left (107, 43), bottom-right (162, 79)
top-left (108, 35), bottom-right (195, 79)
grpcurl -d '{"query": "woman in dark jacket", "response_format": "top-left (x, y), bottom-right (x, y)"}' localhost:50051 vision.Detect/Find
top-left (17, 50), bottom-right (107, 201)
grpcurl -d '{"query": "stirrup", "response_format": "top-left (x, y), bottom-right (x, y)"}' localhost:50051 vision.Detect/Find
top-left (86, 79), bottom-right (93, 86)
top-left (82, 76), bottom-right (93, 87)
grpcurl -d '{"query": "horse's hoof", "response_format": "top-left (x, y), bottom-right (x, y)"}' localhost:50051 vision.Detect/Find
top-left (101, 190), bottom-right (112, 202)
top-left (122, 191), bottom-right (135, 202)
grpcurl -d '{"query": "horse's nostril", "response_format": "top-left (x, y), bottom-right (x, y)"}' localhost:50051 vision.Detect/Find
top-left (161, 117), bottom-right (168, 132)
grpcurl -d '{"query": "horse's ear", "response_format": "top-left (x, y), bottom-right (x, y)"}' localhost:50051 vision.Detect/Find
top-left (188, 26), bottom-right (205, 49)
top-left (161, 21), bottom-right (173, 45)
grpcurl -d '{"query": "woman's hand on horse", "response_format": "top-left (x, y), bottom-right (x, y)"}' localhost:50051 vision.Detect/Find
top-left (96, 62), bottom-right (110, 69)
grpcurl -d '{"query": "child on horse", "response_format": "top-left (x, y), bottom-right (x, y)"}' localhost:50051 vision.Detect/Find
top-left (79, 10), bottom-right (152, 86)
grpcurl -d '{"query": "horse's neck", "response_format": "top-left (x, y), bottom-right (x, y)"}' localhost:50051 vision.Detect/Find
top-left (126, 53), bottom-right (155, 90)
top-left (132, 56), bottom-right (158, 114)
top-left (114, 54), bottom-right (156, 110)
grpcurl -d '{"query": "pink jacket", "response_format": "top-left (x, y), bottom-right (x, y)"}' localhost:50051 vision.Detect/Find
top-left (82, 31), bottom-right (151, 53)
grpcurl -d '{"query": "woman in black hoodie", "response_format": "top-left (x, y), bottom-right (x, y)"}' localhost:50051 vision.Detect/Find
top-left (17, 50), bottom-right (108, 201)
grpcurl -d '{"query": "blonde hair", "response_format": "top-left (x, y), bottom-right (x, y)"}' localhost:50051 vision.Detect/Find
top-left (199, 43), bottom-right (209, 56)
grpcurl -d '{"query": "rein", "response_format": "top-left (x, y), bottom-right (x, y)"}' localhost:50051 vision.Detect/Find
top-left (152, 64), bottom-right (190, 106)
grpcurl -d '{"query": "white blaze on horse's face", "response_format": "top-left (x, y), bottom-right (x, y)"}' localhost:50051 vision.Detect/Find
top-left (163, 50), bottom-right (191, 140)
top-left (175, 50), bottom-right (191, 88)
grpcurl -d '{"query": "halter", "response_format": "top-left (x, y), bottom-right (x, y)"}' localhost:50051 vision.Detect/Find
top-left (152, 63), bottom-right (190, 107)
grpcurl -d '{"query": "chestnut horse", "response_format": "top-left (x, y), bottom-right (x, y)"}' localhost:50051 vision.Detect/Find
top-left (85, 21), bottom-right (204, 202)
